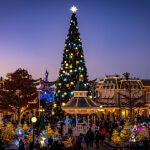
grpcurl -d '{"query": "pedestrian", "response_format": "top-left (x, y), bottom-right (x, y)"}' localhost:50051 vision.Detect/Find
top-left (77, 134), bottom-right (83, 150)
top-left (18, 139), bottom-right (25, 150)
top-left (85, 128), bottom-right (94, 148)
top-left (95, 129), bottom-right (100, 149)
top-left (84, 132), bottom-right (90, 149)
top-left (100, 126), bottom-right (106, 146)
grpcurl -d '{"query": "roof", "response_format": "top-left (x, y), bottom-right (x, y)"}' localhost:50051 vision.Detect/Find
top-left (62, 97), bottom-right (98, 108)
top-left (141, 79), bottom-right (150, 86)
top-left (62, 80), bottom-right (99, 114)
top-left (62, 97), bottom-right (99, 114)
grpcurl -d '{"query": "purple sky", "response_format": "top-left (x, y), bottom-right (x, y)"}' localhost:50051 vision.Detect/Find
top-left (0, 0), bottom-right (150, 81)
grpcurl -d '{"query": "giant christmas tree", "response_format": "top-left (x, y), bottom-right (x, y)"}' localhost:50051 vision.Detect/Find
top-left (55, 6), bottom-right (89, 113)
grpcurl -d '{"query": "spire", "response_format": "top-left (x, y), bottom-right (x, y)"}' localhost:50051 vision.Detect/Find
top-left (44, 69), bottom-right (49, 82)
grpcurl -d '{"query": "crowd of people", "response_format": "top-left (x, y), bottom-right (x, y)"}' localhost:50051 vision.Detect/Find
top-left (1, 113), bottom-right (150, 150)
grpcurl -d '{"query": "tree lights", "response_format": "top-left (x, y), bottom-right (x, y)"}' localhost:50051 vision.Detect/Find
top-left (55, 6), bottom-right (89, 117)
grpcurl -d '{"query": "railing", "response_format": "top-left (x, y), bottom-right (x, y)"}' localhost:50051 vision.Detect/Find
top-left (63, 123), bottom-right (99, 136)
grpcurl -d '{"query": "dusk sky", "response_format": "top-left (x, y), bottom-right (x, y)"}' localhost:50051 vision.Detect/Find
top-left (0, 0), bottom-right (150, 81)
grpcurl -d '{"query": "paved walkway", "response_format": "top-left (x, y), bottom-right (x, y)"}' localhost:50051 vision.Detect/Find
top-left (4, 142), bottom-right (111, 150)
top-left (81, 142), bottom-right (111, 150)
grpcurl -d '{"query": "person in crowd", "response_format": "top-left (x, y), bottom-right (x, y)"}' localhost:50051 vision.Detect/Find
top-left (18, 139), bottom-right (25, 150)
top-left (95, 129), bottom-right (100, 149)
top-left (49, 141), bottom-right (65, 150)
top-left (100, 125), bottom-right (106, 146)
top-left (84, 131), bottom-right (90, 149)
top-left (48, 136), bottom-right (53, 148)
top-left (75, 135), bottom-right (83, 150)
top-left (85, 128), bottom-right (94, 148)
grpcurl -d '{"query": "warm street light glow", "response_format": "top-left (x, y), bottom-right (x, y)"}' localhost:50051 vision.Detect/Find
top-left (62, 102), bottom-right (66, 106)
top-left (31, 116), bottom-right (37, 123)
top-left (52, 109), bottom-right (55, 115)
top-left (53, 103), bottom-right (57, 108)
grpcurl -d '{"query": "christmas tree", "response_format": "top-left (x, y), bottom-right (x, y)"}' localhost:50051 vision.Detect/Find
top-left (45, 123), bottom-right (53, 139)
top-left (39, 130), bottom-right (48, 147)
top-left (1, 122), bottom-right (16, 144)
top-left (55, 6), bottom-right (89, 115)
top-left (111, 129), bottom-right (122, 145)
top-left (120, 121), bottom-right (131, 142)
top-left (52, 128), bottom-right (61, 142)
top-left (66, 136), bottom-right (73, 148)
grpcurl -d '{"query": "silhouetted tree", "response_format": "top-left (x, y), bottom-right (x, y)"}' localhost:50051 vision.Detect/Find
top-left (0, 68), bottom-right (38, 123)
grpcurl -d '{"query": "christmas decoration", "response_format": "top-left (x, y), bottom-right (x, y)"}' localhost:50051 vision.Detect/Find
top-left (55, 6), bottom-right (89, 116)
top-left (39, 130), bottom-right (48, 147)
top-left (26, 133), bottom-right (33, 144)
top-left (45, 123), bottom-right (54, 138)
top-left (130, 125), bottom-right (137, 142)
top-left (52, 128), bottom-right (61, 142)
top-left (136, 126), bottom-right (149, 141)
top-left (1, 122), bottom-right (16, 144)
top-left (66, 136), bottom-right (73, 148)
top-left (16, 125), bottom-right (23, 136)
top-left (111, 129), bottom-right (122, 145)
top-left (120, 121), bottom-right (131, 142)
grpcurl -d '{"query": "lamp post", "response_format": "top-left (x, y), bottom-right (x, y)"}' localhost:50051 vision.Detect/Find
top-left (31, 116), bottom-right (37, 148)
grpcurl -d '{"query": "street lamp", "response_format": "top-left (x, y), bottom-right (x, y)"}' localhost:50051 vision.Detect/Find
top-left (31, 116), bottom-right (37, 148)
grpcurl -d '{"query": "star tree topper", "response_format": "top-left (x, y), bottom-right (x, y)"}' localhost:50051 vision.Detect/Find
top-left (70, 5), bottom-right (78, 13)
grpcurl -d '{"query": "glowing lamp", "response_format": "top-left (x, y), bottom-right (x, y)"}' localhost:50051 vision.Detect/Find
top-left (62, 102), bottom-right (66, 106)
top-left (64, 92), bottom-right (67, 95)
top-left (88, 95), bottom-right (92, 99)
top-left (53, 103), bottom-right (57, 108)
top-left (31, 116), bottom-right (37, 124)
top-left (52, 110), bottom-right (55, 115)
top-left (70, 82), bottom-right (74, 85)
top-left (80, 74), bottom-right (83, 77)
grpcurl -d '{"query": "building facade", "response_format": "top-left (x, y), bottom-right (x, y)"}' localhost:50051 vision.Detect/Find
top-left (95, 75), bottom-right (150, 119)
